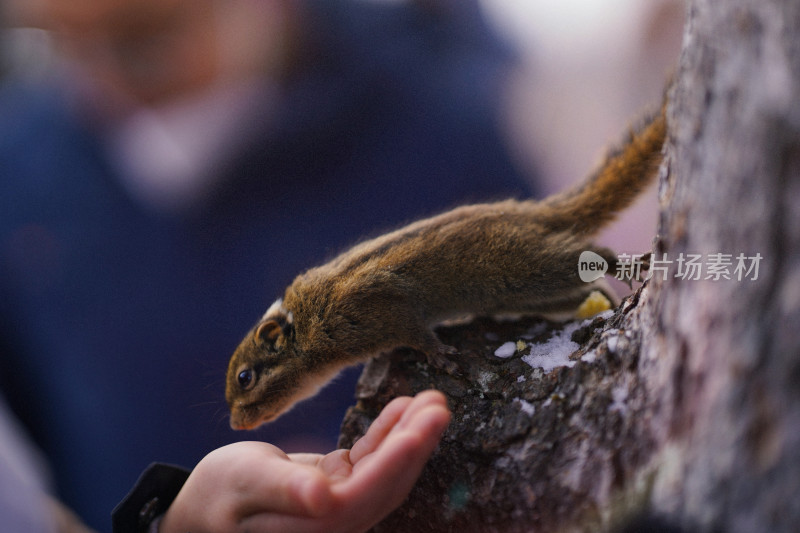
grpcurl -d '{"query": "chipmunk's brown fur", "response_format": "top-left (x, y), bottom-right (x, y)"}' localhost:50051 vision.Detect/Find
top-left (226, 103), bottom-right (667, 430)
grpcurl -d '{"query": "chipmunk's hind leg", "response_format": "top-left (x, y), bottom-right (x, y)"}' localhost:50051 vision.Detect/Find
top-left (413, 328), bottom-right (459, 374)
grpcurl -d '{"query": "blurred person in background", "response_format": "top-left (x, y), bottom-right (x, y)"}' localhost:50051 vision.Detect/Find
top-left (0, 393), bottom-right (93, 533)
top-left (0, 0), bottom-right (535, 529)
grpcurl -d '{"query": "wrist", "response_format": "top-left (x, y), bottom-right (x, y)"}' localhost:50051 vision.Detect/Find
top-left (112, 463), bottom-right (190, 533)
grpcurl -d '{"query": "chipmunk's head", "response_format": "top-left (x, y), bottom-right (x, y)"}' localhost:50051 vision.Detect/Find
top-left (225, 299), bottom-right (339, 430)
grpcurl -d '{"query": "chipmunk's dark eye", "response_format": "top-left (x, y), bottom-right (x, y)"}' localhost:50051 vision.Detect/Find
top-left (237, 369), bottom-right (254, 390)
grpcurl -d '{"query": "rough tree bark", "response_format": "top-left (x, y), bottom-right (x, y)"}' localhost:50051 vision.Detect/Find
top-left (338, 0), bottom-right (800, 531)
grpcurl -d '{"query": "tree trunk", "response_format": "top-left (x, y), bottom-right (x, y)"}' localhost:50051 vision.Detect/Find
top-left (338, 0), bottom-right (800, 531)
top-left (642, 0), bottom-right (800, 529)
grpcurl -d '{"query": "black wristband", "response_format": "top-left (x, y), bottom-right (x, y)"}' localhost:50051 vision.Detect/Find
top-left (112, 463), bottom-right (191, 533)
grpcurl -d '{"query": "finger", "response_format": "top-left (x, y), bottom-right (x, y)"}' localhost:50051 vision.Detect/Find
top-left (349, 400), bottom-right (450, 488)
top-left (350, 390), bottom-right (448, 464)
top-left (331, 401), bottom-right (450, 529)
top-left (288, 451), bottom-right (358, 484)
top-left (286, 452), bottom-right (325, 466)
top-left (291, 393), bottom-right (447, 481)
top-left (395, 390), bottom-right (449, 431)
top-left (349, 395), bottom-right (413, 464)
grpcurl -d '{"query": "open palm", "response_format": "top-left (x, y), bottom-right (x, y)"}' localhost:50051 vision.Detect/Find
top-left (160, 391), bottom-right (450, 533)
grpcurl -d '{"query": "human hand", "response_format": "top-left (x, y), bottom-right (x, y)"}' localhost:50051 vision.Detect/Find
top-left (159, 390), bottom-right (450, 533)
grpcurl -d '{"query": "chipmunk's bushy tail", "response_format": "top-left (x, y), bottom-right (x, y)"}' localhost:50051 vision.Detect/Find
top-left (538, 102), bottom-right (667, 237)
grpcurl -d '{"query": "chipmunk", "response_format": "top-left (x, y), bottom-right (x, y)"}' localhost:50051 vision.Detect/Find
top-left (226, 103), bottom-right (667, 430)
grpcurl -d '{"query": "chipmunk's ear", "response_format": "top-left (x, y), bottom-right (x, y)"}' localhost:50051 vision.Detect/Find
top-left (255, 320), bottom-right (283, 344)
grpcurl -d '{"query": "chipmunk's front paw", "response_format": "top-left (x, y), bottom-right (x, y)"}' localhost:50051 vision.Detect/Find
top-left (426, 344), bottom-right (459, 374)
